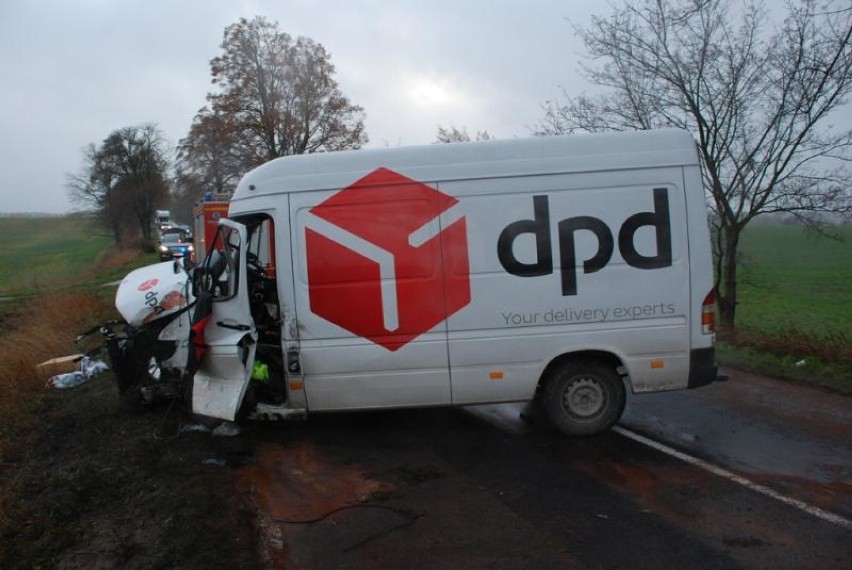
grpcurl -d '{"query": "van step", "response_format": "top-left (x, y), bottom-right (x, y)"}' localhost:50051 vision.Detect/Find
top-left (248, 403), bottom-right (307, 421)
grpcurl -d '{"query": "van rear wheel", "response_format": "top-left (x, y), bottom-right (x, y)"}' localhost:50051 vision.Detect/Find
top-left (541, 359), bottom-right (626, 436)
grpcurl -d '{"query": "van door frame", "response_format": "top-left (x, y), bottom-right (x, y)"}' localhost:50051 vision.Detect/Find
top-left (191, 219), bottom-right (258, 421)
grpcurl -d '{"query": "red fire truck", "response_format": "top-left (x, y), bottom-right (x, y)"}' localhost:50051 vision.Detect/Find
top-left (192, 196), bottom-right (230, 261)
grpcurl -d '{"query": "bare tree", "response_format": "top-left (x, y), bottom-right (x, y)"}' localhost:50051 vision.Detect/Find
top-left (200, 16), bottom-right (367, 172)
top-left (537, 0), bottom-right (852, 328)
top-left (68, 142), bottom-right (124, 243)
top-left (434, 125), bottom-right (493, 143)
top-left (68, 125), bottom-right (171, 244)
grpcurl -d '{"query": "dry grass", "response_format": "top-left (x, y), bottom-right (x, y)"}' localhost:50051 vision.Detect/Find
top-left (0, 288), bottom-right (259, 568)
top-left (0, 242), bottom-right (151, 456)
top-left (91, 244), bottom-right (142, 275)
top-left (0, 292), bottom-right (112, 455)
top-left (719, 326), bottom-right (852, 365)
top-left (0, 231), bottom-right (261, 568)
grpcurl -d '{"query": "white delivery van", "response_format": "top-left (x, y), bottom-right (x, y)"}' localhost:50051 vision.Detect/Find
top-left (189, 129), bottom-right (721, 435)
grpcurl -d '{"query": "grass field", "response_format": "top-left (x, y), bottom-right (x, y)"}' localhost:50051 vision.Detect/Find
top-left (717, 223), bottom-right (851, 391)
top-left (735, 224), bottom-right (852, 339)
top-left (0, 216), bottom-right (159, 304)
top-left (0, 216), bottom-right (114, 295)
top-left (0, 216), bottom-right (257, 567)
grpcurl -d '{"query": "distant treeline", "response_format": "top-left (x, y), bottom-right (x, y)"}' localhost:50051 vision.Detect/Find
top-left (0, 212), bottom-right (91, 219)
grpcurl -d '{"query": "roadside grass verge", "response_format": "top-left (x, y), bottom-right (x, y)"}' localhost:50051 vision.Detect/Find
top-left (0, 349), bottom-right (258, 568)
top-left (0, 253), bottom-right (258, 568)
top-left (718, 224), bottom-right (852, 394)
top-left (717, 330), bottom-right (852, 395)
top-left (0, 215), bottom-right (157, 455)
top-left (0, 292), bottom-right (112, 455)
top-left (0, 216), bottom-right (136, 453)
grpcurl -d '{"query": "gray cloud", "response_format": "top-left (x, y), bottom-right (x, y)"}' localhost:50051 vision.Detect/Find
top-left (0, 0), bottom-right (599, 213)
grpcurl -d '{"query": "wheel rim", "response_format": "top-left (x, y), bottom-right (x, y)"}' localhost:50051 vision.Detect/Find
top-left (563, 377), bottom-right (606, 419)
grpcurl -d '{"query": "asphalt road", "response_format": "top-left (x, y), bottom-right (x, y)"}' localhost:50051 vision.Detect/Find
top-left (234, 370), bottom-right (851, 569)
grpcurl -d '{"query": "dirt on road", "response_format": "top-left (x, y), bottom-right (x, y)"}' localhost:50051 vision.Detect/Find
top-left (1, 369), bottom-right (849, 569)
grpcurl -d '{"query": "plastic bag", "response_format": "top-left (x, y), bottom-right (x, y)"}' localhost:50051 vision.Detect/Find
top-left (46, 356), bottom-right (110, 390)
top-left (46, 372), bottom-right (87, 389)
top-left (80, 357), bottom-right (110, 379)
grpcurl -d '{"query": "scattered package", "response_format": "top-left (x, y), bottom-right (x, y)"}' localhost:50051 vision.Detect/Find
top-left (36, 354), bottom-right (84, 378)
top-left (46, 356), bottom-right (110, 390)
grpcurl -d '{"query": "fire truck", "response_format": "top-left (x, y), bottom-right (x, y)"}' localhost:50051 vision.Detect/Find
top-left (192, 195), bottom-right (230, 261)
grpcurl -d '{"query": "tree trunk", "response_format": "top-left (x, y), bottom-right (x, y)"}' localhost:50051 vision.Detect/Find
top-left (137, 206), bottom-right (153, 242)
top-left (717, 225), bottom-right (740, 329)
top-left (138, 213), bottom-right (149, 241)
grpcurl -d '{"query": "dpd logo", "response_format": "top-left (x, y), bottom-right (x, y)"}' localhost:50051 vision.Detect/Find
top-left (137, 278), bottom-right (159, 292)
top-left (305, 168), bottom-right (471, 351)
top-left (498, 188), bottom-right (673, 295)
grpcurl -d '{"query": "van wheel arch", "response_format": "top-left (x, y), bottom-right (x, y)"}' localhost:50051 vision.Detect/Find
top-left (537, 352), bottom-right (627, 436)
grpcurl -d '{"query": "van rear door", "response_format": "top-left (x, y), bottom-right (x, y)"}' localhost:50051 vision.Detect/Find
top-left (191, 220), bottom-right (257, 420)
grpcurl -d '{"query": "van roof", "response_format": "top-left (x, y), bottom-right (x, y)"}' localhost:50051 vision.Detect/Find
top-left (231, 128), bottom-right (698, 204)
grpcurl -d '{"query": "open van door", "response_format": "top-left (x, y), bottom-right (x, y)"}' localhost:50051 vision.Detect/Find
top-left (191, 219), bottom-right (257, 420)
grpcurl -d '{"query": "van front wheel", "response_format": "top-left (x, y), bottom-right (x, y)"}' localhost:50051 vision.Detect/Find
top-left (541, 360), bottom-right (626, 436)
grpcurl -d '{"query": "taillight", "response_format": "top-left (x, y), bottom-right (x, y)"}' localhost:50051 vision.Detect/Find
top-left (701, 289), bottom-right (716, 334)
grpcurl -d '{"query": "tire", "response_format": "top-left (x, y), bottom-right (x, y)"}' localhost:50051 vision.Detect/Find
top-left (541, 359), bottom-right (626, 436)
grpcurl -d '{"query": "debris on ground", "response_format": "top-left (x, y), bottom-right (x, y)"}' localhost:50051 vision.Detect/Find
top-left (36, 353), bottom-right (85, 377)
top-left (212, 421), bottom-right (241, 437)
top-left (45, 356), bottom-right (109, 390)
top-left (203, 458), bottom-right (229, 467)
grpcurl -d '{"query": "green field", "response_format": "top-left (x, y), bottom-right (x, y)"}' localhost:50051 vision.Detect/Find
top-left (0, 216), bottom-right (113, 295)
top-left (735, 224), bottom-right (852, 339)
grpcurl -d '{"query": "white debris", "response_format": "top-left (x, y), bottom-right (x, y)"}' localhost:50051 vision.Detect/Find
top-left (212, 421), bottom-right (241, 437)
top-left (46, 356), bottom-right (109, 390)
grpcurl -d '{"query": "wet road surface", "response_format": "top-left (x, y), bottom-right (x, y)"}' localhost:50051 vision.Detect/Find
top-left (234, 370), bottom-right (851, 569)
top-left (620, 370), bottom-right (852, 521)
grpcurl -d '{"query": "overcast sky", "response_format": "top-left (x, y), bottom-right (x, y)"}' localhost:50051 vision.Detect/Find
top-left (1, 1), bottom-right (848, 215)
top-left (0, 0), bottom-right (608, 214)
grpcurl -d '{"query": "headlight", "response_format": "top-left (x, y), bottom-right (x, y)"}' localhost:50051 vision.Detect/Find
top-left (187, 244), bottom-right (194, 252)
top-left (159, 245), bottom-right (168, 252)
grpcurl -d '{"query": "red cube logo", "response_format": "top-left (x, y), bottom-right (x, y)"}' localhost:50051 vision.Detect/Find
top-left (306, 168), bottom-right (471, 351)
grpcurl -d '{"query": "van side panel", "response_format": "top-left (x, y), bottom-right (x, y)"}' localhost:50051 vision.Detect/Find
top-left (288, 187), bottom-right (454, 410)
top-left (440, 168), bottom-right (691, 403)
